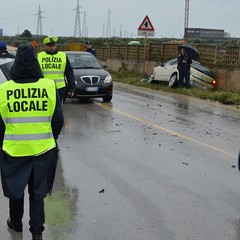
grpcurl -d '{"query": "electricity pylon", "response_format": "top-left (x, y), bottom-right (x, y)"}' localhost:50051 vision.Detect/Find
top-left (82, 10), bottom-right (87, 37)
top-left (106, 9), bottom-right (111, 38)
top-left (36, 4), bottom-right (43, 36)
top-left (73, 0), bottom-right (82, 37)
top-left (184, 0), bottom-right (189, 41)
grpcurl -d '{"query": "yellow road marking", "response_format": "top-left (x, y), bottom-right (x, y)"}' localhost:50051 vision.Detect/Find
top-left (95, 102), bottom-right (236, 159)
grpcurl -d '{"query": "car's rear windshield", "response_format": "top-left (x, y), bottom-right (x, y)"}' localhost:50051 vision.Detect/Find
top-left (191, 62), bottom-right (214, 78)
top-left (0, 60), bottom-right (14, 81)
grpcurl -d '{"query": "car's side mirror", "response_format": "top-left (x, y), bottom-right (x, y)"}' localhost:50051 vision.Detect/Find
top-left (102, 64), bottom-right (108, 69)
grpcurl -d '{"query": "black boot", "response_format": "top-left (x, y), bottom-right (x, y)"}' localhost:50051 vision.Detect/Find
top-left (7, 218), bottom-right (23, 232)
top-left (32, 232), bottom-right (43, 240)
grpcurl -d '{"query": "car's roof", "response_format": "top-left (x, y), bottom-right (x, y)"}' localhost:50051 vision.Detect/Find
top-left (167, 58), bottom-right (199, 64)
top-left (65, 51), bottom-right (91, 55)
top-left (0, 57), bottom-right (14, 65)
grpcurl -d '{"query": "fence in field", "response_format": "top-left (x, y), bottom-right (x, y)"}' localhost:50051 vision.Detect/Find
top-left (95, 43), bottom-right (240, 69)
top-left (37, 42), bottom-right (240, 69)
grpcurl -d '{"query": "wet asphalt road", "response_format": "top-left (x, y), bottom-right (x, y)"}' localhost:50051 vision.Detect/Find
top-left (0, 82), bottom-right (240, 240)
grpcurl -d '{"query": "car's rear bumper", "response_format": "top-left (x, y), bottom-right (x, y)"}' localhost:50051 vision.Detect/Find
top-left (190, 74), bottom-right (216, 90)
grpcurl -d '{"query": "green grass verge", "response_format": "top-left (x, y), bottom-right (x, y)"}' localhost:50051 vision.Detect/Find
top-left (112, 71), bottom-right (240, 105)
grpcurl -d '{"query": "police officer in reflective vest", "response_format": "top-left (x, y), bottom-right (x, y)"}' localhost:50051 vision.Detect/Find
top-left (38, 36), bottom-right (76, 102)
top-left (0, 44), bottom-right (64, 240)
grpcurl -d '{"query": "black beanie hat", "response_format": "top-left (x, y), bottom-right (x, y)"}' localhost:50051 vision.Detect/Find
top-left (10, 43), bottom-right (44, 80)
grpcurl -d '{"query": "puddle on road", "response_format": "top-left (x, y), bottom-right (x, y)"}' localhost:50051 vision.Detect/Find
top-left (45, 191), bottom-right (72, 225)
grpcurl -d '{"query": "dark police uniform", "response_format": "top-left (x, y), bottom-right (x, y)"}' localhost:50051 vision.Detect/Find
top-left (0, 41), bottom-right (15, 58)
top-left (85, 41), bottom-right (96, 57)
top-left (177, 51), bottom-right (192, 88)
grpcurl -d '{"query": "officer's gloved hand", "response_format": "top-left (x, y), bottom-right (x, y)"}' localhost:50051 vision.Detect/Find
top-left (238, 149), bottom-right (240, 172)
top-left (55, 139), bottom-right (60, 153)
top-left (68, 89), bottom-right (75, 97)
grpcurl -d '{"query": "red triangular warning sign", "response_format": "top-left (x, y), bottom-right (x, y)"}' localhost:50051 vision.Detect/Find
top-left (138, 15), bottom-right (154, 31)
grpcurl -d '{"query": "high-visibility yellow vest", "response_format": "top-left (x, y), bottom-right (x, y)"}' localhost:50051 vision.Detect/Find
top-left (38, 51), bottom-right (67, 89)
top-left (0, 79), bottom-right (57, 157)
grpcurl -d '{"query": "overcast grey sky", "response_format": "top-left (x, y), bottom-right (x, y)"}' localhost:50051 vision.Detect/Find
top-left (1, 0), bottom-right (240, 38)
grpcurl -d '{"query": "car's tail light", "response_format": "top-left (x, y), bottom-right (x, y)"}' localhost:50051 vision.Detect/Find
top-left (210, 80), bottom-right (216, 87)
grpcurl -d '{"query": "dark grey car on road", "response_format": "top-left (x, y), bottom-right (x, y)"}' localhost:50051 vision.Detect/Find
top-left (66, 51), bottom-right (113, 102)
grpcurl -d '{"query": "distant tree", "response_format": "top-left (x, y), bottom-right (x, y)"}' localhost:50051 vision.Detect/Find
top-left (21, 29), bottom-right (32, 38)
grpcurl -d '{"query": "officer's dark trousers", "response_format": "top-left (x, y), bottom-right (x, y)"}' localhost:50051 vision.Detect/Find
top-left (178, 70), bottom-right (190, 89)
top-left (9, 169), bottom-right (45, 233)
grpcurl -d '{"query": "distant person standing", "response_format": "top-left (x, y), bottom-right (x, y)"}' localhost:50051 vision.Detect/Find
top-left (85, 41), bottom-right (96, 57)
top-left (177, 47), bottom-right (192, 89)
top-left (238, 150), bottom-right (240, 171)
top-left (38, 36), bottom-right (76, 102)
top-left (0, 41), bottom-right (15, 58)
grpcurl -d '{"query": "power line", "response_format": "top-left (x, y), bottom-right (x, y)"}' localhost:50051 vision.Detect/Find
top-left (113, 27), bottom-right (115, 37)
top-left (106, 9), bottom-right (111, 38)
top-left (102, 24), bottom-right (105, 38)
top-left (120, 24), bottom-right (122, 38)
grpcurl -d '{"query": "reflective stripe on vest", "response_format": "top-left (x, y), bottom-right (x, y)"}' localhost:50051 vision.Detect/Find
top-left (42, 71), bottom-right (64, 74)
top-left (3, 116), bottom-right (52, 124)
top-left (0, 79), bottom-right (57, 157)
top-left (38, 51), bottom-right (67, 89)
top-left (4, 132), bottom-right (53, 141)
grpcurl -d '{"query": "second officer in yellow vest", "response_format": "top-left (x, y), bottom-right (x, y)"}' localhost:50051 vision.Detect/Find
top-left (38, 36), bottom-right (76, 102)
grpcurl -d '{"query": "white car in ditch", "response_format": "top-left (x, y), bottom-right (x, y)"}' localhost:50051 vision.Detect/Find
top-left (149, 58), bottom-right (216, 90)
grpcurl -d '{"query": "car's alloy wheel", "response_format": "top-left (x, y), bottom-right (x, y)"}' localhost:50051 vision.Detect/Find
top-left (169, 73), bottom-right (178, 88)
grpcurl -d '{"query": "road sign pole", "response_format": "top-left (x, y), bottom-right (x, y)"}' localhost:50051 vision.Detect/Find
top-left (138, 15), bottom-right (155, 74)
top-left (143, 35), bottom-right (147, 74)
